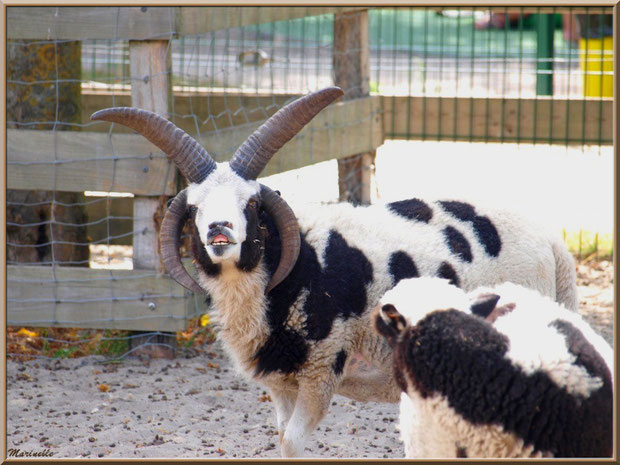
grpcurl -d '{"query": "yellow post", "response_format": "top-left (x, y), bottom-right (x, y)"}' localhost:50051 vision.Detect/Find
top-left (580, 36), bottom-right (613, 97)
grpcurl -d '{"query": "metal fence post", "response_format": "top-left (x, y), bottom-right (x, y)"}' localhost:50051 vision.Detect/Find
top-left (536, 14), bottom-right (555, 95)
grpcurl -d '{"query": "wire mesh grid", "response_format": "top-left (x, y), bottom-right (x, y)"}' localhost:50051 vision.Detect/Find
top-left (371, 7), bottom-right (613, 146)
top-left (6, 6), bottom-right (613, 361)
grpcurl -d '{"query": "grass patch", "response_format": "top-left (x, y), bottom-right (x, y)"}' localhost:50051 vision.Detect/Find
top-left (7, 327), bottom-right (132, 361)
top-left (94, 330), bottom-right (130, 358)
top-left (52, 347), bottom-right (79, 359)
top-left (8, 317), bottom-right (217, 361)
top-left (564, 229), bottom-right (613, 261)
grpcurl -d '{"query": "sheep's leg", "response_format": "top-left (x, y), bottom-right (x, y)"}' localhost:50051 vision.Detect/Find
top-left (335, 329), bottom-right (400, 403)
top-left (270, 387), bottom-right (297, 444)
top-left (337, 358), bottom-right (400, 402)
top-left (280, 377), bottom-right (334, 457)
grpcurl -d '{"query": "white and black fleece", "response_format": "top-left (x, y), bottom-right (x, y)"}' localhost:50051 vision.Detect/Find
top-left (375, 277), bottom-right (612, 459)
top-left (191, 192), bottom-right (578, 380)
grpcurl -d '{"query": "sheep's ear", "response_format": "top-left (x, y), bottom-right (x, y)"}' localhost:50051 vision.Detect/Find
top-left (375, 303), bottom-right (407, 345)
top-left (470, 292), bottom-right (516, 323)
top-left (487, 302), bottom-right (516, 323)
top-left (469, 293), bottom-right (501, 319)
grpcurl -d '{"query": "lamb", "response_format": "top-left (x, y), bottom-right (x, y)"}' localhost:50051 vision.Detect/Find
top-left (374, 277), bottom-right (613, 458)
top-left (91, 87), bottom-right (578, 458)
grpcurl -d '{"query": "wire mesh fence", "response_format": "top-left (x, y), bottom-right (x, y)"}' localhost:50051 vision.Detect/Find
top-left (373, 8), bottom-right (612, 145)
top-left (6, 6), bottom-right (614, 361)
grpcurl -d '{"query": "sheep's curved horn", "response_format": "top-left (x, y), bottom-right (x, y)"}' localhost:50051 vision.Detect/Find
top-left (230, 87), bottom-right (344, 180)
top-left (160, 189), bottom-right (204, 295)
top-left (260, 185), bottom-right (300, 294)
top-left (91, 107), bottom-right (216, 184)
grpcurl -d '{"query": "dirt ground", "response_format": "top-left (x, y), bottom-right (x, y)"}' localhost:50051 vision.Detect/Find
top-left (575, 259), bottom-right (614, 346)
top-left (7, 346), bottom-right (404, 459)
top-left (6, 260), bottom-right (614, 459)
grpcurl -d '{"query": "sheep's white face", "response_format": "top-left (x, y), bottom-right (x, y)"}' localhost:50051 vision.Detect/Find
top-left (186, 164), bottom-right (261, 264)
top-left (380, 277), bottom-right (471, 327)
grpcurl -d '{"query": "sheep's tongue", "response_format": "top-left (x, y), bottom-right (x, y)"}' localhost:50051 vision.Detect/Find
top-left (213, 234), bottom-right (229, 243)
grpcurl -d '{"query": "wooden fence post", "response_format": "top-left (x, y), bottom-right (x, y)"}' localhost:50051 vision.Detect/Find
top-left (334, 9), bottom-right (373, 205)
top-left (129, 40), bottom-right (177, 358)
top-left (130, 40), bottom-right (170, 271)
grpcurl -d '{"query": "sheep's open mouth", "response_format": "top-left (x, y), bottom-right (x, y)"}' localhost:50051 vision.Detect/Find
top-left (208, 233), bottom-right (235, 247)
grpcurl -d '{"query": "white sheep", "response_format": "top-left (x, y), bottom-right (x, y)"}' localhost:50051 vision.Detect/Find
top-left (374, 277), bottom-right (613, 458)
top-left (91, 88), bottom-right (579, 458)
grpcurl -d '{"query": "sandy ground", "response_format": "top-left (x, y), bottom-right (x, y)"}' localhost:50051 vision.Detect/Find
top-left (7, 344), bottom-right (403, 459)
top-left (575, 259), bottom-right (615, 346)
top-left (7, 259), bottom-right (613, 459)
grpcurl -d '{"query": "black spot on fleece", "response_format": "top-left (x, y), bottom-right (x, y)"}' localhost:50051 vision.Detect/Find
top-left (388, 198), bottom-right (433, 223)
top-left (436, 261), bottom-right (460, 287)
top-left (253, 327), bottom-right (309, 376)
top-left (442, 226), bottom-right (473, 263)
top-left (439, 200), bottom-right (502, 258)
top-left (332, 350), bottom-right (348, 376)
top-left (388, 251), bottom-right (419, 286)
top-left (396, 309), bottom-right (612, 457)
top-left (254, 211), bottom-right (374, 376)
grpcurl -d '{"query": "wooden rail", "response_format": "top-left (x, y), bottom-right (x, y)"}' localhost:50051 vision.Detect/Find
top-left (79, 88), bottom-right (614, 146)
top-left (7, 129), bottom-right (177, 195)
top-left (81, 86), bottom-right (300, 134)
top-left (382, 96), bottom-right (613, 145)
top-left (7, 96), bottom-right (384, 194)
top-left (7, 7), bottom-right (364, 40)
top-left (7, 265), bottom-right (190, 332)
top-left (7, 6), bottom-right (611, 40)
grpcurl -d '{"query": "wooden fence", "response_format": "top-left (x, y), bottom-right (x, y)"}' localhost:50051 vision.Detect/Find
top-left (7, 6), bottom-right (613, 333)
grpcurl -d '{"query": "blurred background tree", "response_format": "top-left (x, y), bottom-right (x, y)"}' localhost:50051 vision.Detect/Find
top-left (7, 40), bottom-right (89, 266)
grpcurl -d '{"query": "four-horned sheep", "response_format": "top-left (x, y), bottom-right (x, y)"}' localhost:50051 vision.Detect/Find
top-left (91, 87), bottom-right (579, 458)
top-left (374, 277), bottom-right (612, 458)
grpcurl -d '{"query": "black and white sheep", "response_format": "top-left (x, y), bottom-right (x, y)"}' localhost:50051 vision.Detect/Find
top-left (91, 87), bottom-right (579, 457)
top-left (375, 277), bottom-right (612, 458)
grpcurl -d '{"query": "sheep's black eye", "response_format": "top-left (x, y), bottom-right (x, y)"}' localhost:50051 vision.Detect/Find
top-left (188, 205), bottom-right (198, 216)
top-left (248, 199), bottom-right (259, 209)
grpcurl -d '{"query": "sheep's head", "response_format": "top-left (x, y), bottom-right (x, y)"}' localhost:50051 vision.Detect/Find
top-left (91, 87), bottom-right (344, 294)
top-left (373, 277), bottom-right (509, 347)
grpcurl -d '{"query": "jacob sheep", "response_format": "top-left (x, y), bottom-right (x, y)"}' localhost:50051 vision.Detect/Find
top-left (91, 87), bottom-right (578, 457)
top-left (375, 277), bottom-right (612, 458)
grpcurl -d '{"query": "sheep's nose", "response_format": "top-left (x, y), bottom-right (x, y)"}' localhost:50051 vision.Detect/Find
top-left (209, 221), bottom-right (233, 230)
